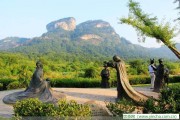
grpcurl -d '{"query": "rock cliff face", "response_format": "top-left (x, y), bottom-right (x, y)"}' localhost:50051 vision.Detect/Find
top-left (46, 17), bottom-right (76, 32)
top-left (72, 20), bottom-right (120, 45)
top-left (0, 37), bottom-right (29, 50)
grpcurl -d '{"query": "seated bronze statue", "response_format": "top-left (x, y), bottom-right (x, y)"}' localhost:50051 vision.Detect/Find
top-left (3, 61), bottom-right (65, 104)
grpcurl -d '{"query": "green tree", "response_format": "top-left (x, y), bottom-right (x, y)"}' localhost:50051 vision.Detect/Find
top-left (18, 65), bottom-right (32, 87)
top-left (120, 0), bottom-right (180, 59)
top-left (84, 67), bottom-right (96, 78)
top-left (128, 59), bottom-right (148, 75)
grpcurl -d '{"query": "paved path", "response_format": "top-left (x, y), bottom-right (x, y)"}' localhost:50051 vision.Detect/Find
top-left (0, 86), bottom-right (159, 118)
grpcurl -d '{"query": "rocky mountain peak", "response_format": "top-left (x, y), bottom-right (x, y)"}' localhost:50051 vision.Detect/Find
top-left (46, 17), bottom-right (76, 32)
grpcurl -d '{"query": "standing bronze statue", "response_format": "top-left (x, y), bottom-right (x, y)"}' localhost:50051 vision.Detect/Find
top-left (106, 55), bottom-right (149, 102)
top-left (100, 63), bottom-right (110, 88)
top-left (153, 59), bottom-right (165, 92)
top-left (3, 61), bottom-right (65, 104)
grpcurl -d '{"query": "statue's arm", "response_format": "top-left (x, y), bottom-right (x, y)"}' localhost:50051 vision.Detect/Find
top-left (107, 61), bottom-right (116, 68)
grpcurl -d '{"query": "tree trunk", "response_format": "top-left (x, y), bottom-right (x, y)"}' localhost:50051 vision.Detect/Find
top-left (167, 45), bottom-right (180, 59)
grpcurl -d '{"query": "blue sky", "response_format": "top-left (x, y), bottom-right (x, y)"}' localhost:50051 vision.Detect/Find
top-left (0, 0), bottom-right (179, 48)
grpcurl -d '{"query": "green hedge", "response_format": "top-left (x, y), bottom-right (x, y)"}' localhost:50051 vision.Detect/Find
top-left (143, 83), bottom-right (180, 113)
top-left (0, 83), bottom-right (3, 91)
top-left (0, 78), bottom-right (17, 90)
top-left (50, 78), bottom-right (100, 88)
top-left (14, 98), bottom-right (91, 117)
top-left (7, 81), bottom-right (26, 90)
top-left (0, 76), bottom-right (179, 90)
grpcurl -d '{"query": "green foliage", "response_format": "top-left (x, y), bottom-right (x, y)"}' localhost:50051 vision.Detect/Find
top-left (84, 67), bottom-right (97, 78)
top-left (18, 65), bottom-right (32, 87)
top-left (0, 83), bottom-right (3, 91)
top-left (1, 75), bottom-right (179, 90)
top-left (57, 99), bottom-right (91, 116)
top-left (120, 0), bottom-right (180, 59)
top-left (50, 78), bottom-right (100, 88)
top-left (106, 98), bottom-right (135, 116)
top-left (7, 81), bottom-right (26, 90)
top-left (0, 78), bottom-right (16, 90)
top-left (128, 59), bottom-right (148, 75)
top-left (143, 84), bottom-right (180, 113)
top-left (13, 98), bottom-right (91, 117)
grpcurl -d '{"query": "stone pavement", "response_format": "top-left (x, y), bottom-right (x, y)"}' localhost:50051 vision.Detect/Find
top-left (0, 86), bottom-right (159, 118)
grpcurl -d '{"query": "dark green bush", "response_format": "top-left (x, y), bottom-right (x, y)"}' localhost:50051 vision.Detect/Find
top-left (1, 76), bottom-right (179, 90)
top-left (0, 78), bottom-right (17, 90)
top-left (169, 76), bottom-right (180, 83)
top-left (50, 78), bottom-right (100, 88)
top-left (0, 83), bottom-right (3, 91)
top-left (13, 98), bottom-right (91, 117)
top-left (84, 67), bottom-right (96, 78)
top-left (7, 81), bottom-right (26, 90)
top-left (106, 98), bottom-right (135, 116)
top-left (143, 84), bottom-right (180, 113)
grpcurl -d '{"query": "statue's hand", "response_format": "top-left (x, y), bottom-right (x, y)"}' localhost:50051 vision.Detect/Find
top-left (107, 61), bottom-right (116, 68)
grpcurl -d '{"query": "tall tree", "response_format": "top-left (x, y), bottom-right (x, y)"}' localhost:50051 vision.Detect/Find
top-left (120, 0), bottom-right (180, 59)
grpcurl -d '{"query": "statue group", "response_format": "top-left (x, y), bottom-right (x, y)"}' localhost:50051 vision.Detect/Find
top-left (4, 55), bottom-right (153, 104)
top-left (3, 61), bottom-right (65, 104)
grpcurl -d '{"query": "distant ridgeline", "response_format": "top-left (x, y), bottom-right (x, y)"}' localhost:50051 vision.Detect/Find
top-left (0, 17), bottom-right (179, 60)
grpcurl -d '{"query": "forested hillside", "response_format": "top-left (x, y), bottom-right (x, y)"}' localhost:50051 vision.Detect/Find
top-left (0, 17), bottom-right (180, 60)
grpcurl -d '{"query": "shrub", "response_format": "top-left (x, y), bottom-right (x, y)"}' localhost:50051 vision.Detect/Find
top-left (7, 81), bottom-right (26, 90)
top-left (143, 84), bottom-right (180, 113)
top-left (50, 78), bottom-right (100, 88)
top-left (14, 98), bottom-right (44, 116)
top-left (106, 98), bottom-right (135, 116)
top-left (0, 78), bottom-right (17, 90)
top-left (0, 83), bottom-right (3, 91)
top-left (57, 99), bottom-right (91, 116)
top-left (13, 98), bottom-right (91, 117)
top-left (84, 67), bottom-right (96, 78)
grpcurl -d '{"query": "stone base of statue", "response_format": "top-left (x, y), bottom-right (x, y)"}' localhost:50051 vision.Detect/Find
top-left (3, 81), bottom-right (66, 104)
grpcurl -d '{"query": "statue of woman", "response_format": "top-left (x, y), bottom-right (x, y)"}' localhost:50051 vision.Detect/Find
top-left (107, 55), bottom-right (149, 102)
top-left (3, 61), bottom-right (65, 104)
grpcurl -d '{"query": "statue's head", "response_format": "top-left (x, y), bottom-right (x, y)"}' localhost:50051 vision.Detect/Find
top-left (150, 59), bottom-right (154, 64)
top-left (158, 58), bottom-right (163, 64)
top-left (113, 55), bottom-right (121, 62)
top-left (36, 61), bottom-right (43, 68)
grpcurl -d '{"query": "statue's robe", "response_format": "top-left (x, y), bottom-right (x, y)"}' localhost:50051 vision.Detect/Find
top-left (3, 68), bottom-right (64, 104)
top-left (153, 64), bottom-right (164, 92)
top-left (114, 61), bottom-right (149, 102)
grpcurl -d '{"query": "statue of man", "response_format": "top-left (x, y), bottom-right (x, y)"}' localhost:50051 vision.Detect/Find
top-left (153, 59), bottom-right (165, 92)
top-left (100, 63), bottom-right (110, 88)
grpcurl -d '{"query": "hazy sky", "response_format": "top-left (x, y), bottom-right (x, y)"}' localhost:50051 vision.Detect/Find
top-left (0, 0), bottom-right (179, 48)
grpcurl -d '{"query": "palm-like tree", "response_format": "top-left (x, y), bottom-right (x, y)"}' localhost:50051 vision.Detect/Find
top-left (120, 0), bottom-right (180, 59)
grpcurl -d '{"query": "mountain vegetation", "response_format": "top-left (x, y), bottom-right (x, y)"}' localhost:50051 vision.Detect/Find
top-left (0, 17), bottom-right (179, 60)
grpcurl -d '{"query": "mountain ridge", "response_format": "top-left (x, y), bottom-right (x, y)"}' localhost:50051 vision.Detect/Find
top-left (0, 17), bottom-right (179, 60)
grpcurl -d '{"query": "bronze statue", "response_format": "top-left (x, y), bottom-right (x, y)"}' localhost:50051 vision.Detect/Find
top-left (100, 63), bottom-right (110, 88)
top-left (3, 61), bottom-right (65, 104)
top-left (106, 55), bottom-right (149, 102)
top-left (153, 59), bottom-right (165, 92)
